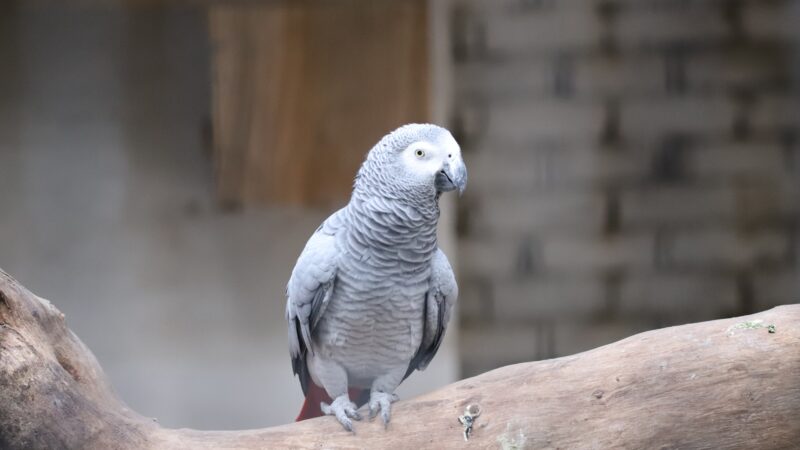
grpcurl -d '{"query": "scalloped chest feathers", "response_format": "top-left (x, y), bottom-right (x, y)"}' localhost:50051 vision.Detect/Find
top-left (313, 198), bottom-right (439, 383)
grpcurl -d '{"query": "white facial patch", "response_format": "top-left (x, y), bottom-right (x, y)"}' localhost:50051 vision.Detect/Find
top-left (402, 141), bottom-right (445, 177)
top-left (438, 133), bottom-right (462, 166)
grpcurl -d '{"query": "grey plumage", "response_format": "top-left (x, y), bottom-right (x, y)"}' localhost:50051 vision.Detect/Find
top-left (285, 123), bottom-right (465, 431)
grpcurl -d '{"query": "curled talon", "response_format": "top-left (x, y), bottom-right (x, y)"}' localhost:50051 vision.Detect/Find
top-left (368, 391), bottom-right (397, 428)
top-left (320, 395), bottom-right (361, 432)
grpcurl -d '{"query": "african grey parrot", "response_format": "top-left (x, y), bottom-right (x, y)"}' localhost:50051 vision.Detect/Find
top-left (285, 123), bottom-right (467, 432)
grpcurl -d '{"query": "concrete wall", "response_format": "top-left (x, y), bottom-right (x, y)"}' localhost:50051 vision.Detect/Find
top-left (0, 5), bottom-right (457, 429)
top-left (453, 0), bottom-right (800, 376)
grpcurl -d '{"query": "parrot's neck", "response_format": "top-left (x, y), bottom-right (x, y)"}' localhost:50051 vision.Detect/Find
top-left (346, 192), bottom-right (440, 253)
top-left (351, 189), bottom-right (440, 221)
top-left (353, 155), bottom-right (441, 210)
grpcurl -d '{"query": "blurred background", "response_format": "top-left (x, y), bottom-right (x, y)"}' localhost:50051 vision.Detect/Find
top-left (0, 0), bottom-right (798, 431)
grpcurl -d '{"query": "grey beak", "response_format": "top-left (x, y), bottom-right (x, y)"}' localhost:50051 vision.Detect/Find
top-left (435, 162), bottom-right (468, 195)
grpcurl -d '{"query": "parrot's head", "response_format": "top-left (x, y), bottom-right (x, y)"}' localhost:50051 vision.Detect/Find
top-left (356, 124), bottom-right (467, 202)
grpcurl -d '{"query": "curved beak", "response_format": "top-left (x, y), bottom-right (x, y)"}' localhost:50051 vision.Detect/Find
top-left (435, 159), bottom-right (468, 195)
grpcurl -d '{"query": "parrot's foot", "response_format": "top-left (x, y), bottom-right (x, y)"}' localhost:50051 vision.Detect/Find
top-left (368, 391), bottom-right (398, 428)
top-left (320, 395), bottom-right (362, 433)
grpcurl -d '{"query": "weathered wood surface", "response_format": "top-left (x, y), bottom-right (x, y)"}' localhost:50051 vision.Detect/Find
top-left (1, 268), bottom-right (798, 449)
top-left (209, 0), bottom-right (429, 208)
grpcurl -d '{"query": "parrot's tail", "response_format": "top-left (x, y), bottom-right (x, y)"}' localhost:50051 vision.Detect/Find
top-left (295, 383), bottom-right (369, 421)
top-left (296, 383), bottom-right (330, 421)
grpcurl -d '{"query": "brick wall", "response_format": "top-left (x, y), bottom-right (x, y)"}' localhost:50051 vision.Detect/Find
top-left (452, 0), bottom-right (800, 376)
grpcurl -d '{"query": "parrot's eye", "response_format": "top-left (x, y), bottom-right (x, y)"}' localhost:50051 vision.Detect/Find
top-left (415, 149), bottom-right (425, 158)
top-left (448, 153), bottom-right (452, 158)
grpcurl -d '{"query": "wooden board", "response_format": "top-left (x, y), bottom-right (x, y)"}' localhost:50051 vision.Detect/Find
top-left (209, 0), bottom-right (429, 207)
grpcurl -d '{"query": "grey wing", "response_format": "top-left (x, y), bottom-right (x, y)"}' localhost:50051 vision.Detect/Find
top-left (405, 247), bottom-right (458, 379)
top-left (285, 210), bottom-right (343, 395)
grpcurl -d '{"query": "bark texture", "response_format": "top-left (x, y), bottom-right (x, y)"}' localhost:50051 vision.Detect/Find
top-left (1, 268), bottom-right (798, 449)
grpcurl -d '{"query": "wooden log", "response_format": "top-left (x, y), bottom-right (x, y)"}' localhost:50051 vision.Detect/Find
top-left (1, 267), bottom-right (798, 449)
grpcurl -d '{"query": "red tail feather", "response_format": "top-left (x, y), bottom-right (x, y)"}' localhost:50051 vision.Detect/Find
top-left (296, 383), bottom-right (368, 421)
top-left (296, 383), bottom-right (331, 421)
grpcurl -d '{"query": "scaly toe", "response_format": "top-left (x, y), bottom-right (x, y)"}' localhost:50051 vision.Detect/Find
top-left (320, 402), bottom-right (332, 415)
top-left (368, 391), bottom-right (395, 429)
top-left (347, 407), bottom-right (362, 421)
top-left (321, 395), bottom-right (360, 432)
top-left (382, 409), bottom-right (391, 429)
top-left (368, 400), bottom-right (380, 420)
top-left (340, 417), bottom-right (354, 433)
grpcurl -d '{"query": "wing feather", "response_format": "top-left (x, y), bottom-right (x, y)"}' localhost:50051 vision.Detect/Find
top-left (404, 248), bottom-right (458, 379)
top-left (286, 209), bottom-right (344, 395)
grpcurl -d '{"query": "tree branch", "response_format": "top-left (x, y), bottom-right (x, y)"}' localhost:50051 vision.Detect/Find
top-left (1, 268), bottom-right (798, 449)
